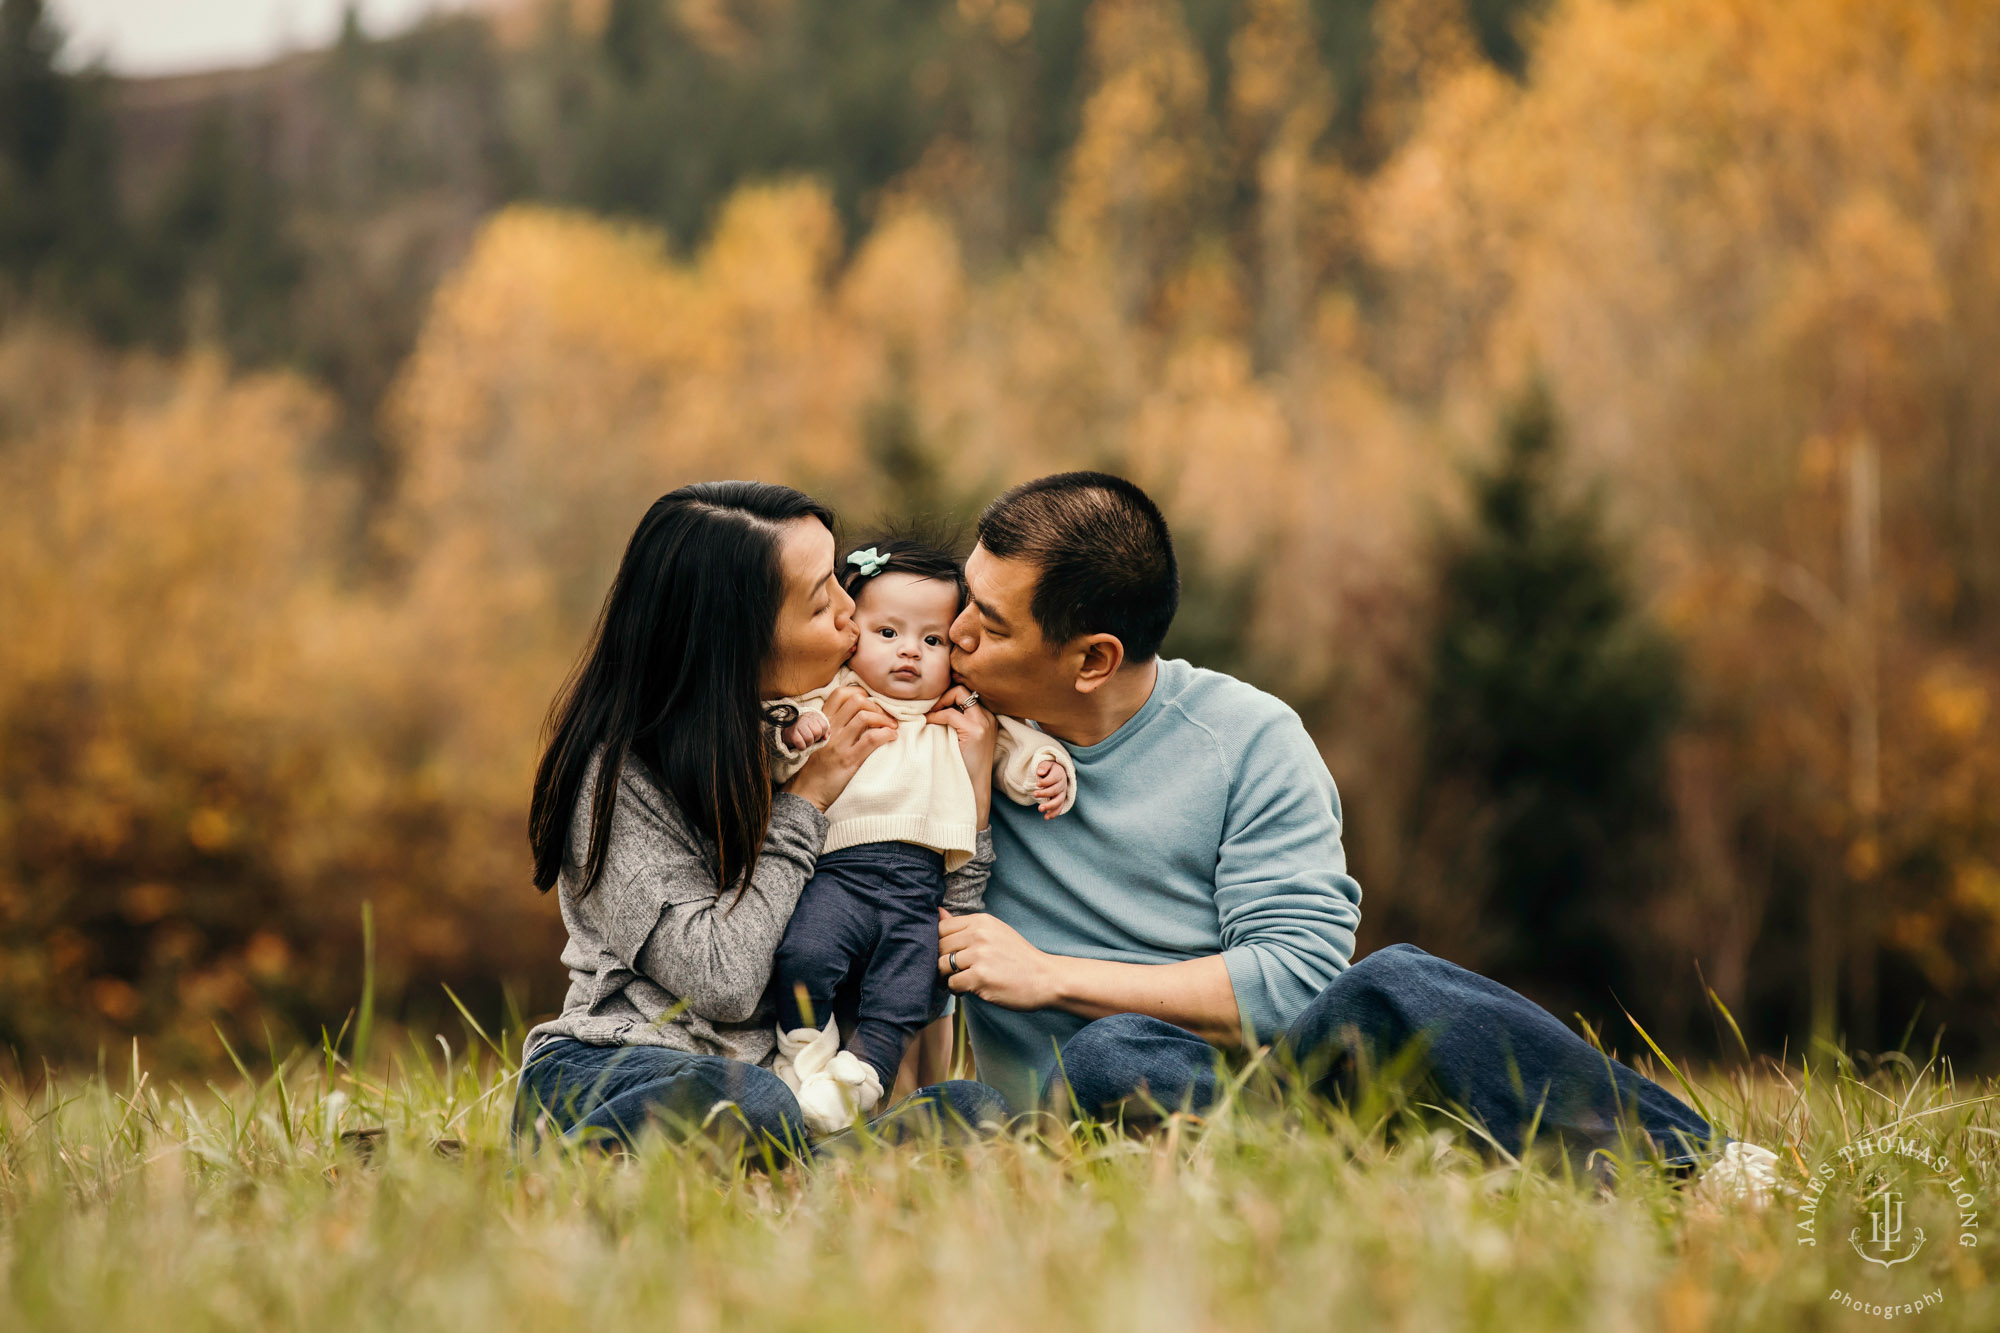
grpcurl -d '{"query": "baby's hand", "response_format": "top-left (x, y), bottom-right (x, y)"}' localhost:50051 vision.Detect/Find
top-left (783, 711), bottom-right (831, 754)
top-left (1034, 757), bottom-right (1069, 819)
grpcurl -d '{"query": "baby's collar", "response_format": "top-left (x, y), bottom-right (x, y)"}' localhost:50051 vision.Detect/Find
top-left (865, 688), bottom-right (944, 721)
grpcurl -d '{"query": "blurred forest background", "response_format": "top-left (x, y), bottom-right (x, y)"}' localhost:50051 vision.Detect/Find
top-left (2, 0), bottom-right (1997, 1073)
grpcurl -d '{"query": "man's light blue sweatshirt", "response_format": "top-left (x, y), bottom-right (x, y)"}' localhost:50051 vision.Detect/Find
top-left (967, 657), bottom-right (1364, 1112)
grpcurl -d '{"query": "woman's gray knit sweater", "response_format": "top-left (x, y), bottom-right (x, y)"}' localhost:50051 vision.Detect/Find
top-left (522, 752), bottom-right (995, 1068)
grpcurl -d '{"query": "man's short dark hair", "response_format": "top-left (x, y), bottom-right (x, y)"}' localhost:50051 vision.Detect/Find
top-left (975, 472), bottom-right (1180, 662)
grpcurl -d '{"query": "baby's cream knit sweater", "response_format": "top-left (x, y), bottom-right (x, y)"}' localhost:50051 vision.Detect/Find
top-left (769, 666), bottom-right (1076, 872)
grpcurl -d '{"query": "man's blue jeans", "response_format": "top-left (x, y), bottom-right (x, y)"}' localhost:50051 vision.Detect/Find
top-left (513, 1037), bottom-right (1009, 1166)
top-left (1055, 943), bottom-right (1716, 1169)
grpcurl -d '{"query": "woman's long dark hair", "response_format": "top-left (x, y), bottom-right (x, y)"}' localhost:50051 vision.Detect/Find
top-left (529, 481), bottom-right (835, 898)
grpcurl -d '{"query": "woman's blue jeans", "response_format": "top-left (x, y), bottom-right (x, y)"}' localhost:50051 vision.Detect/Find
top-left (512, 1037), bottom-right (1009, 1166)
top-left (1054, 943), bottom-right (1718, 1170)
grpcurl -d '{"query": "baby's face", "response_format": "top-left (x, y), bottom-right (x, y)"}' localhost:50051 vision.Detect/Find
top-left (846, 573), bottom-right (960, 700)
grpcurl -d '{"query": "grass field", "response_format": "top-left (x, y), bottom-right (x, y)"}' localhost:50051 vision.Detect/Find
top-left (4, 1014), bottom-right (1998, 1332)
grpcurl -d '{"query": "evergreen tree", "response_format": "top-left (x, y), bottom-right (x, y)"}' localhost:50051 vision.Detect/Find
top-left (0, 0), bottom-right (132, 333)
top-left (146, 111), bottom-right (301, 363)
top-left (0, 0), bottom-right (71, 277)
top-left (1462, 0), bottom-right (1547, 77)
top-left (1418, 384), bottom-right (1682, 1014)
top-left (859, 354), bottom-right (993, 531)
top-left (564, 0), bottom-right (962, 245)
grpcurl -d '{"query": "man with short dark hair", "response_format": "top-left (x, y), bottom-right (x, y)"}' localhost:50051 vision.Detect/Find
top-left (940, 471), bottom-right (1775, 1195)
top-left (941, 471), bottom-right (1354, 1095)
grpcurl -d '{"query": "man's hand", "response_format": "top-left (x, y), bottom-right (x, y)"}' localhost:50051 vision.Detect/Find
top-left (1033, 757), bottom-right (1069, 818)
top-left (781, 710), bottom-right (830, 754)
top-left (937, 910), bottom-right (1060, 1011)
top-left (938, 908), bottom-right (1245, 1044)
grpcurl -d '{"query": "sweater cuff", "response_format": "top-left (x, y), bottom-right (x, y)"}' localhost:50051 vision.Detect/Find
top-left (770, 791), bottom-right (830, 842)
top-left (1221, 945), bottom-right (1283, 1049)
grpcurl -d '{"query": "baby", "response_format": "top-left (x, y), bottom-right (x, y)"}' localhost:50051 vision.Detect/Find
top-left (766, 536), bottom-right (1075, 1133)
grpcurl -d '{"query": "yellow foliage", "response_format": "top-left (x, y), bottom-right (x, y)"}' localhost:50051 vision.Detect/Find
top-left (1362, 0), bottom-right (2000, 1007)
top-left (1053, 0), bottom-right (1216, 317)
top-left (1920, 666), bottom-right (1989, 744)
top-left (0, 327), bottom-right (556, 1062)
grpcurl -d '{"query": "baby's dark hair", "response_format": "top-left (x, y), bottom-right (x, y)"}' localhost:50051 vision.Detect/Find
top-left (838, 522), bottom-right (969, 610)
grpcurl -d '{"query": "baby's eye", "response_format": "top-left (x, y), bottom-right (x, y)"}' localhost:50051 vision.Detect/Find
top-left (877, 627), bottom-right (895, 638)
top-left (925, 635), bottom-right (943, 647)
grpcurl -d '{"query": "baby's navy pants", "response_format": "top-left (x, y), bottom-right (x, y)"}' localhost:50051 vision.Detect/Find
top-left (771, 840), bottom-right (948, 1088)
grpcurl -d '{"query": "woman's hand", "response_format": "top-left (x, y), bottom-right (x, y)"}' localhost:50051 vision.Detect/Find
top-left (936, 910), bottom-right (1061, 1011)
top-left (926, 684), bottom-right (995, 828)
top-left (781, 684), bottom-right (897, 811)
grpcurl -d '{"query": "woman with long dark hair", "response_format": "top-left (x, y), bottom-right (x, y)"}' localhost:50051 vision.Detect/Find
top-left (514, 481), bottom-right (1007, 1160)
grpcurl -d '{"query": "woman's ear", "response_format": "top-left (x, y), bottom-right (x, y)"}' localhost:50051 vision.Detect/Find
top-left (1070, 633), bottom-right (1126, 694)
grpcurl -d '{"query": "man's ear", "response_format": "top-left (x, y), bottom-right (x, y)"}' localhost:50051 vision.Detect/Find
top-left (1070, 633), bottom-right (1126, 695)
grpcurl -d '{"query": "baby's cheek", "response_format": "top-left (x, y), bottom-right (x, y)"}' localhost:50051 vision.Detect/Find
top-left (850, 638), bottom-right (888, 677)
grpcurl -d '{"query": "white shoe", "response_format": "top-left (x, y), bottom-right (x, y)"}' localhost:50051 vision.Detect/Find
top-left (772, 1016), bottom-right (838, 1096)
top-left (795, 1051), bottom-right (884, 1135)
top-left (771, 1018), bottom-right (884, 1136)
top-left (1694, 1140), bottom-right (1785, 1207)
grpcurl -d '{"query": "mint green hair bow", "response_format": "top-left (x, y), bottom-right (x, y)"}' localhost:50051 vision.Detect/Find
top-left (847, 547), bottom-right (890, 577)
